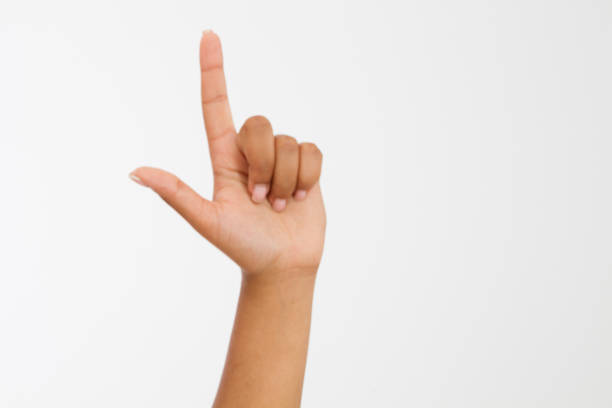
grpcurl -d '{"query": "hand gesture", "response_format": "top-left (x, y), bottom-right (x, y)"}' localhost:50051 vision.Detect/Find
top-left (130, 31), bottom-right (325, 279)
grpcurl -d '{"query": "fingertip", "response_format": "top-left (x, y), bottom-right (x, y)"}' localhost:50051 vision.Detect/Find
top-left (128, 167), bottom-right (179, 197)
top-left (251, 184), bottom-right (269, 203)
top-left (272, 198), bottom-right (287, 212)
top-left (200, 29), bottom-right (223, 70)
top-left (129, 167), bottom-right (152, 187)
top-left (129, 172), bottom-right (146, 187)
top-left (294, 189), bottom-right (307, 201)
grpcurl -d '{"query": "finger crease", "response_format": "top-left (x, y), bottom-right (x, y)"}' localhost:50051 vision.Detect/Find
top-left (208, 127), bottom-right (236, 142)
top-left (201, 93), bottom-right (228, 105)
top-left (200, 65), bottom-right (224, 73)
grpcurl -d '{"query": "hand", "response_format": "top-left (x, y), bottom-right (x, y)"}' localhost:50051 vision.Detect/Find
top-left (130, 31), bottom-right (325, 279)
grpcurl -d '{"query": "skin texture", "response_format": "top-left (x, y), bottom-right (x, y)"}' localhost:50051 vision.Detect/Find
top-left (130, 30), bottom-right (325, 407)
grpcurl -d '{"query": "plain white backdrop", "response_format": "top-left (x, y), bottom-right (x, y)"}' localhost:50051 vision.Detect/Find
top-left (1, 0), bottom-right (611, 406)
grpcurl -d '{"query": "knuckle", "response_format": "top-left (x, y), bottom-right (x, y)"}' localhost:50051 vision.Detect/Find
top-left (272, 182), bottom-right (293, 196)
top-left (300, 171), bottom-right (318, 184)
top-left (276, 135), bottom-right (298, 151)
top-left (201, 92), bottom-right (228, 105)
top-left (276, 134), bottom-right (297, 144)
top-left (250, 162), bottom-right (274, 175)
top-left (244, 115), bottom-right (271, 132)
top-left (301, 142), bottom-right (322, 158)
top-left (158, 174), bottom-right (183, 199)
top-left (173, 177), bottom-right (186, 197)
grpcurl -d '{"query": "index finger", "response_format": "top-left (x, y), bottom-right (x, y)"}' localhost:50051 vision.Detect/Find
top-left (200, 30), bottom-right (236, 145)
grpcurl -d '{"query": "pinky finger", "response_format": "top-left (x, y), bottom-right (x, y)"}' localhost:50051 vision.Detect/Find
top-left (295, 143), bottom-right (322, 201)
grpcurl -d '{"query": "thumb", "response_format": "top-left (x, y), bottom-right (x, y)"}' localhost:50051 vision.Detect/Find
top-left (129, 166), bottom-right (219, 244)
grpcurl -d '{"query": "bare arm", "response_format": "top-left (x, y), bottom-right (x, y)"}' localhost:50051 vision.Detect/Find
top-left (214, 272), bottom-right (316, 407)
top-left (130, 30), bottom-right (325, 407)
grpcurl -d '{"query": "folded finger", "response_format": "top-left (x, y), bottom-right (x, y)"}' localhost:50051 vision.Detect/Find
top-left (270, 135), bottom-right (299, 211)
top-left (236, 116), bottom-right (275, 203)
top-left (294, 143), bottom-right (322, 201)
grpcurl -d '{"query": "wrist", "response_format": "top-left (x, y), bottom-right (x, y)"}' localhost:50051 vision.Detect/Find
top-left (242, 264), bottom-right (318, 284)
top-left (240, 267), bottom-right (317, 297)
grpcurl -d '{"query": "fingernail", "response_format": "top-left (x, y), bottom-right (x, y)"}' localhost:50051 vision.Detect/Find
top-left (202, 29), bottom-right (214, 36)
top-left (294, 189), bottom-right (307, 201)
top-left (251, 184), bottom-right (269, 203)
top-left (272, 198), bottom-right (287, 212)
top-left (129, 173), bottom-right (146, 187)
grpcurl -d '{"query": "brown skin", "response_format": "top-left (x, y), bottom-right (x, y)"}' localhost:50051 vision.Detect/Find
top-left (130, 30), bottom-right (325, 407)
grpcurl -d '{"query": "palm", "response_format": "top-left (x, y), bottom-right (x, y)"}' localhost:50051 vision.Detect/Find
top-left (132, 31), bottom-right (325, 276)
top-left (213, 175), bottom-right (325, 275)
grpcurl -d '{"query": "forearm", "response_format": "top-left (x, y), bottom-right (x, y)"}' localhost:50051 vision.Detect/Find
top-left (213, 270), bottom-right (317, 408)
top-left (131, 30), bottom-right (326, 408)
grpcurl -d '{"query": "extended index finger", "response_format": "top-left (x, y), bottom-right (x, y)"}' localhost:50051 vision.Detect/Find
top-left (200, 30), bottom-right (235, 145)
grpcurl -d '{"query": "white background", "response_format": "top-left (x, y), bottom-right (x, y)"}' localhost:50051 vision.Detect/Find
top-left (1, 0), bottom-right (611, 406)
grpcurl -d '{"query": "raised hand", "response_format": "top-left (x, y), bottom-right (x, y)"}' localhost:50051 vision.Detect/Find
top-left (129, 31), bottom-right (325, 279)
